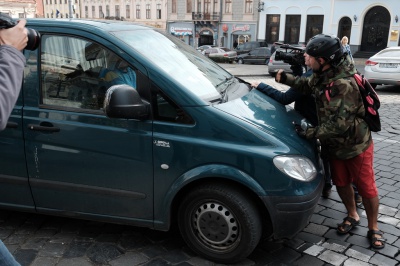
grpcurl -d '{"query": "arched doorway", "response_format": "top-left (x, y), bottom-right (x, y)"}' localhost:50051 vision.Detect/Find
top-left (361, 6), bottom-right (390, 52)
top-left (338, 17), bottom-right (352, 42)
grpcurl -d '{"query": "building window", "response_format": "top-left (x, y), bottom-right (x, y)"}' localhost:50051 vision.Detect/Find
top-left (136, 4), bottom-right (140, 19)
top-left (245, 0), bottom-right (252, 13)
top-left (157, 4), bottom-right (161, 19)
top-left (146, 4), bottom-right (150, 19)
top-left (186, 0), bottom-right (192, 13)
top-left (92, 6), bottom-right (95, 18)
top-left (205, 0), bottom-right (210, 14)
top-left (54, 0), bottom-right (57, 4)
top-left (285, 15), bottom-right (301, 44)
top-left (266, 15), bottom-right (280, 43)
top-left (85, 6), bottom-right (88, 18)
top-left (50, 0), bottom-right (52, 4)
top-left (106, 5), bottom-right (110, 17)
top-left (99, 6), bottom-right (104, 18)
top-left (172, 0), bottom-right (176, 13)
top-left (213, 0), bottom-right (218, 13)
top-left (115, 5), bottom-right (120, 18)
top-left (306, 15), bottom-right (324, 42)
top-left (225, 0), bottom-right (231, 13)
top-left (126, 5), bottom-right (130, 19)
top-left (65, 0), bottom-right (67, 4)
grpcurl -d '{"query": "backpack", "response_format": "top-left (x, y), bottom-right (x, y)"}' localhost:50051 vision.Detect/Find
top-left (325, 73), bottom-right (381, 132)
top-left (353, 73), bottom-right (381, 132)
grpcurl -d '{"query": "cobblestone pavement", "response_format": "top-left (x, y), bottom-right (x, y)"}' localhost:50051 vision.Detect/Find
top-left (2, 63), bottom-right (400, 266)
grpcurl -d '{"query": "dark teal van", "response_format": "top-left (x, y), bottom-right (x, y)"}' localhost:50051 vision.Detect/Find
top-left (0, 19), bottom-right (323, 263)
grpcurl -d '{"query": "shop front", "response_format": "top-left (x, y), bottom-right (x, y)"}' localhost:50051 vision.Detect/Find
top-left (168, 23), bottom-right (195, 46)
top-left (220, 23), bottom-right (257, 49)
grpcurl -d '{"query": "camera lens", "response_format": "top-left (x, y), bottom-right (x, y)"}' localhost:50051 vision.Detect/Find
top-left (26, 28), bottom-right (40, 51)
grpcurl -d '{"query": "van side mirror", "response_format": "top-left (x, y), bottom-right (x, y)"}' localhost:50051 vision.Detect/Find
top-left (103, 84), bottom-right (150, 120)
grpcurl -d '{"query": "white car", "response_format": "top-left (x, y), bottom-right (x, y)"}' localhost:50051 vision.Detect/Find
top-left (364, 47), bottom-right (400, 88)
top-left (203, 47), bottom-right (237, 63)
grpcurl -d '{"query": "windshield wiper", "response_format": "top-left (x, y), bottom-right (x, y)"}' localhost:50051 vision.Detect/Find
top-left (219, 76), bottom-right (235, 103)
top-left (216, 75), bottom-right (234, 88)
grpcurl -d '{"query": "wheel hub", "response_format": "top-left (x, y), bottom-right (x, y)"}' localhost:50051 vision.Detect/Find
top-left (193, 202), bottom-right (239, 248)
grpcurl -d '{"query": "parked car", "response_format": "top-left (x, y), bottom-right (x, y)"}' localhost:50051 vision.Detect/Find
top-left (1, 18), bottom-right (323, 264)
top-left (236, 47), bottom-right (271, 65)
top-left (234, 41), bottom-right (268, 55)
top-left (268, 45), bottom-right (306, 77)
top-left (196, 44), bottom-right (216, 53)
top-left (203, 47), bottom-right (237, 63)
top-left (364, 47), bottom-right (400, 88)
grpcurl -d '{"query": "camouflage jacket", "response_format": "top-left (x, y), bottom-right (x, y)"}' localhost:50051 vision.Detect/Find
top-left (283, 60), bottom-right (371, 160)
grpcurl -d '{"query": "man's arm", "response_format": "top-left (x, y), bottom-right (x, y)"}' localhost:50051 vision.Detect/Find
top-left (0, 45), bottom-right (26, 130)
top-left (256, 83), bottom-right (301, 105)
top-left (0, 20), bottom-right (28, 130)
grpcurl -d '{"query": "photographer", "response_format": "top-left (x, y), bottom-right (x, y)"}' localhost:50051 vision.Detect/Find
top-left (0, 18), bottom-right (27, 266)
top-left (0, 19), bottom-right (28, 130)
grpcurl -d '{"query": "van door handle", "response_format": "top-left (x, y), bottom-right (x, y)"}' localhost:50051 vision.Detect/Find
top-left (27, 123), bottom-right (60, 133)
top-left (6, 122), bottom-right (18, 129)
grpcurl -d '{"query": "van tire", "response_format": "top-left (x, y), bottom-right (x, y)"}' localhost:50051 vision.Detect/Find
top-left (178, 183), bottom-right (262, 263)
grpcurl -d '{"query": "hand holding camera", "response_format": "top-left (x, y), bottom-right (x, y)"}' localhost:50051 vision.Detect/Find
top-left (0, 13), bottom-right (40, 51)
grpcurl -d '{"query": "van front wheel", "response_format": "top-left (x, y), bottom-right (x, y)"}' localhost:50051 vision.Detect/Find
top-left (178, 183), bottom-right (262, 263)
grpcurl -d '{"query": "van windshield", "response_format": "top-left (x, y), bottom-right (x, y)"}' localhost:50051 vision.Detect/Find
top-left (113, 29), bottom-right (234, 103)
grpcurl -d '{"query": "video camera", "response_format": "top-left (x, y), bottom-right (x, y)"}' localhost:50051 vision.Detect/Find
top-left (0, 13), bottom-right (40, 51)
top-left (274, 42), bottom-right (305, 67)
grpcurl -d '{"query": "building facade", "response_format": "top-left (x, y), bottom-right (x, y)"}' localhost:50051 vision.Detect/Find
top-left (257, 0), bottom-right (400, 54)
top-left (41, 0), bottom-right (167, 29)
top-left (167, 0), bottom-right (260, 49)
top-left (0, 0), bottom-right (41, 18)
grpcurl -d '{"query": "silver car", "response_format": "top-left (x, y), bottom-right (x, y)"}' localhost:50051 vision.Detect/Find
top-left (364, 47), bottom-right (400, 88)
top-left (204, 47), bottom-right (237, 63)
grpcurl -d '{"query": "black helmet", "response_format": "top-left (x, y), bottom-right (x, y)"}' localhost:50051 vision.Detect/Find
top-left (305, 34), bottom-right (343, 62)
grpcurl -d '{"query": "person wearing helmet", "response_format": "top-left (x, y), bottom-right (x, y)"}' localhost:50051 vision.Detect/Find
top-left (276, 34), bottom-right (384, 249)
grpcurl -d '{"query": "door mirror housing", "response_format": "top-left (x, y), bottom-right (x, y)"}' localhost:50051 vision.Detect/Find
top-left (104, 85), bottom-right (150, 120)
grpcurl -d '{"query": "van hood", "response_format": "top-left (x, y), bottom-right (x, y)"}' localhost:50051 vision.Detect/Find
top-left (215, 89), bottom-right (315, 156)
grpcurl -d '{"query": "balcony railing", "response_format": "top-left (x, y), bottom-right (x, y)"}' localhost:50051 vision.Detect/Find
top-left (192, 12), bottom-right (219, 21)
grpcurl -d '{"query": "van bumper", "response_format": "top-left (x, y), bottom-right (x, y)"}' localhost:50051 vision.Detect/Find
top-left (260, 176), bottom-right (324, 239)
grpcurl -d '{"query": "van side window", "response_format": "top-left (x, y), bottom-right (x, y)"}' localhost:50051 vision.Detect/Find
top-left (151, 83), bottom-right (194, 124)
top-left (40, 35), bottom-right (137, 112)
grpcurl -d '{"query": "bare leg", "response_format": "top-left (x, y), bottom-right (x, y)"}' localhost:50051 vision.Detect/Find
top-left (336, 184), bottom-right (359, 231)
top-left (363, 196), bottom-right (383, 247)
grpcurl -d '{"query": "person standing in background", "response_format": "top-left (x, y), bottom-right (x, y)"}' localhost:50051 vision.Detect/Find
top-left (341, 36), bottom-right (353, 63)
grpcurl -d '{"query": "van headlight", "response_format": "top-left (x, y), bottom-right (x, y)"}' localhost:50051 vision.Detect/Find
top-left (273, 155), bottom-right (317, 182)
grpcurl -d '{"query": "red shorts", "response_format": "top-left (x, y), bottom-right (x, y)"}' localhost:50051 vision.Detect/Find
top-left (330, 142), bottom-right (378, 199)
